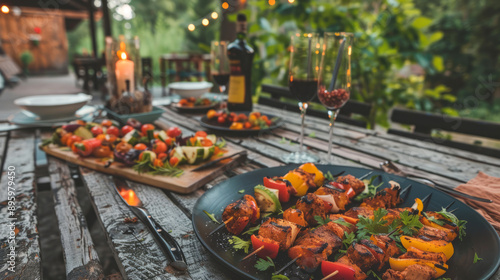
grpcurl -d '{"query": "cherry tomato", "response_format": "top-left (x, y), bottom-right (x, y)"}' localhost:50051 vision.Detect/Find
top-left (134, 143), bottom-right (147, 150)
top-left (91, 126), bottom-right (103, 136)
top-left (116, 142), bottom-right (132, 153)
top-left (121, 125), bottom-right (134, 136)
top-left (244, 122), bottom-right (252, 129)
top-left (169, 156), bottom-right (180, 167)
top-left (166, 126), bottom-right (182, 138)
top-left (157, 152), bottom-right (168, 161)
top-left (152, 140), bottom-right (167, 154)
top-left (200, 138), bottom-right (213, 147)
top-left (153, 159), bottom-right (164, 168)
top-left (60, 132), bottom-right (73, 146)
top-left (195, 131), bottom-right (207, 137)
top-left (217, 116), bottom-right (226, 124)
top-left (101, 119), bottom-right (113, 127)
top-left (92, 146), bottom-right (112, 158)
top-left (141, 124), bottom-right (155, 135)
top-left (106, 126), bottom-right (120, 137)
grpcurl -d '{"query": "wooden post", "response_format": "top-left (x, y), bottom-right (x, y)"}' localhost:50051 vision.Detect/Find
top-left (87, 0), bottom-right (98, 57)
top-left (101, 0), bottom-right (112, 37)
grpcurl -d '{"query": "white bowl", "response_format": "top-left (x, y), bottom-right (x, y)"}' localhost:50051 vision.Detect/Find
top-left (169, 81), bottom-right (213, 98)
top-left (14, 93), bottom-right (92, 119)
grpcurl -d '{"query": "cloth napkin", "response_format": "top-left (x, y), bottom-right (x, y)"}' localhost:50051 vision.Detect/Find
top-left (455, 171), bottom-right (500, 235)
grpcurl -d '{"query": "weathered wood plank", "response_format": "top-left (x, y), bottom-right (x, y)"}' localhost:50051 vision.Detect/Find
top-left (80, 169), bottom-right (236, 280)
top-left (0, 132), bottom-right (7, 167)
top-left (48, 157), bottom-right (104, 280)
top-left (0, 131), bottom-right (41, 280)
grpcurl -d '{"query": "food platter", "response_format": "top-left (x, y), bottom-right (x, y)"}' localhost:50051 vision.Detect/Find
top-left (199, 112), bottom-right (283, 135)
top-left (192, 165), bottom-right (500, 280)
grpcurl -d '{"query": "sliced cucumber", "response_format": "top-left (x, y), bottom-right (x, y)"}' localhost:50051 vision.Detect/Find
top-left (74, 126), bottom-right (93, 140)
top-left (181, 146), bottom-right (205, 164)
top-left (122, 129), bottom-right (141, 145)
top-left (157, 130), bottom-right (169, 142)
top-left (254, 185), bottom-right (281, 214)
top-left (170, 146), bottom-right (187, 164)
top-left (206, 134), bottom-right (217, 144)
top-left (203, 146), bottom-right (215, 160)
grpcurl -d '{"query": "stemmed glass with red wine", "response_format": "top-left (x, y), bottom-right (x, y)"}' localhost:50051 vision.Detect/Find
top-left (282, 33), bottom-right (321, 164)
top-left (318, 32), bottom-right (353, 162)
top-left (210, 41), bottom-right (230, 101)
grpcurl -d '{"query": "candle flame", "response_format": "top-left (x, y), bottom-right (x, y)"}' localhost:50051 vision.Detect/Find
top-left (121, 52), bottom-right (127, 60)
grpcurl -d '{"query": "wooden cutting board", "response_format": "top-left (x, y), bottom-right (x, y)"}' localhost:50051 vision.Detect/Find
top-left (42, 144), bottom-right (246, 194)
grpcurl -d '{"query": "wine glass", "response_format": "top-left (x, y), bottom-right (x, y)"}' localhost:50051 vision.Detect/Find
top-left (210, 41), bottom-right (230, 102)
top-left (318, 32), bottom-right (353, 162)
top-left (282, 33), bottom-right (321, 164)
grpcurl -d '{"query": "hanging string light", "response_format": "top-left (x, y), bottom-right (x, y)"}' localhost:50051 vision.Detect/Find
top-left (1, 5), bottom-right (9, 14)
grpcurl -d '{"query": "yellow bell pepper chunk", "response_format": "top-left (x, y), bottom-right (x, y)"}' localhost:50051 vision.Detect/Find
top-left (389, 258), bottom-right (448, 277)
top-left (283, 171), bottom-right (309, 196)
top-left (299, 163), bottom-right (324, 187)
top-left (412, 198), bottom-right (424, 215)
top-left (421, 216), bottom-right (458, 241)
top-left (400, 235), bottom-right (454, 260)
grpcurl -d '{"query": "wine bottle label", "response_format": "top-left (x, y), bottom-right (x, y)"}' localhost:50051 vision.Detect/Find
top-left (228, 76), bottom-right (245, 103)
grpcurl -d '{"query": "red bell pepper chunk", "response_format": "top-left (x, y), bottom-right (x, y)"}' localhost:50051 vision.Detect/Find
top-left (321, 261), bottom-right (356, 280)
top-left (250, 235), bottom-right (280, 259)
top-left (263, 177), bottom-right (290, 202)
top-left (73, 138), bottom-right (102, 157)
top-left (323, 200), bottom-right (333, 213)
top-left (247, 196), bottom-right (261, 224)
top-left (330, 182), bottom-right (356, 199)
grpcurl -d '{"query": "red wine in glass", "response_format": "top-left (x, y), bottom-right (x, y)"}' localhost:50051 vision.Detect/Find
top-left (289, 79), bottom-right (318, 102)
top-left (212, 73), bottom-right (230, 86)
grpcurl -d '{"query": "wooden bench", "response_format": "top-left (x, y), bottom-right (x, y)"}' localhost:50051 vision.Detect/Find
top-left (0, 54), bottom-right (21, 88)
top-left (259, 84), bottom-right (372, 128)
top-left (389, 108), bottom-right (500, 158)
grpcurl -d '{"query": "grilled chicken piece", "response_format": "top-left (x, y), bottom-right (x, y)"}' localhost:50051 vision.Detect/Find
top-left (344, 207), bottom-right (374, 219)
top-left (399, 246), bottom-right (447, 263)
top-left (383, 207), bottom-right (414, 224)
top-left (222, 195), bottom-right (257, 235)
top-left (422, 211), bottom-right (460, 236)
top-left (337, 174), bottom-right (366, 195)
top-left (283, 208), bottom-right (308, 227)
top-left (370, 235), bottom-right (401, 266)
top-left (382, 264), bottom-right (436, 280)
top-left (347, 242), bottom-right (378, 271)
top-left (258, 218), bottom-right (299, 250)
top-left (337, 256), bottom-right (368, 280)
top-left (417, 225), bottom-right (451, 242)
top-left (289, 223), bottom-right (342, 270)
top-left (314, 186), bottom-right (350, 210)
top-left (361, 184), bottom-right (402, 209)
top-left (296, 193), bottom-right (326, 225)
top-left (360, 239), bottom-right (386, 270)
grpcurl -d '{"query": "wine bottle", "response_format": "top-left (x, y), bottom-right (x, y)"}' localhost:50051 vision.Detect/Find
top-left (227, 14), bottom-right (254, 112)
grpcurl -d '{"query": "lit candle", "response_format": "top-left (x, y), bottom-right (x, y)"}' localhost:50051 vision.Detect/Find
top-left (115, 52), bottom-right (135, 95)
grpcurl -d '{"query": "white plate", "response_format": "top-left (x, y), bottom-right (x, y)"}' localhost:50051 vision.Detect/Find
top-left (14, 93), bottom-right (92, 119)
top-left (168, 81), bottom-right (213, 98)
top-left (9, 105), bottom-right (96, 126)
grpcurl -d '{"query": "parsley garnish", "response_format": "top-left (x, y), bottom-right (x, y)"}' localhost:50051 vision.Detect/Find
top-left (334, 231), bottom-right (356, 260)
top-left (255, 256), bottom-right (275, 271)
top-left (325, 171), bottom-right (335, 182)
top-left (473, 252), bottom-right (483, 263)
top-left (354, 175), bottom-right (383, 202)
top-left (356, 208), bottom-right (389, 240)
top-left (367, 270), bottom-right (382, 280)
top-left (228, 236), bottom-right (251, 254)
top-left (391, 210), bottom-right (423, 236)
top-left (238, 189), bottom-right (245, 194)
top-left (437, 208), bottom-right (467, 241)
top-left (333, 219), bottom-right (353, 228)
top-left (314, 215), bottom-right (332, 226)
top-left (203, 210), bottom-right (220, 224)
top-left (243, 225), bottom-right (260, 235)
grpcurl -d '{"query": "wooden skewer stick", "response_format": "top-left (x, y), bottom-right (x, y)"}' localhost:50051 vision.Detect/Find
top-left (208, 216), bottom-right (233, 236)
top-left (321, 270), bottom-right (339, 280)
top-left (273, 254), bottom-right (303, 275)
top-left (241, 246), bottom-right (264, 261)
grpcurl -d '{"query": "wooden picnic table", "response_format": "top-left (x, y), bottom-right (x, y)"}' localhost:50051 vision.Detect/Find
top-left (1, 103), bottom-right (500, 280)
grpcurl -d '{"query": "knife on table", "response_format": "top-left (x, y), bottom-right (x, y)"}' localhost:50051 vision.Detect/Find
top-left (112, 177), bottom-right (188, 271)
top-left (191, 150), bottom-right (247, 172)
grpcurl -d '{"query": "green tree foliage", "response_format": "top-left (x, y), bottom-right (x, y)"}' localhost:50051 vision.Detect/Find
top-left (240, 0), bottom-right (458, 127)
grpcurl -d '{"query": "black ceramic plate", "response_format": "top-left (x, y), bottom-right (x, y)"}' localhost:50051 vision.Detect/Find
top-left (199, 112), bottom-right (283, 135)
top-left (192, 165), bottom-right (500, 280)
top-left (171, 101), bottom-right (220, 114)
